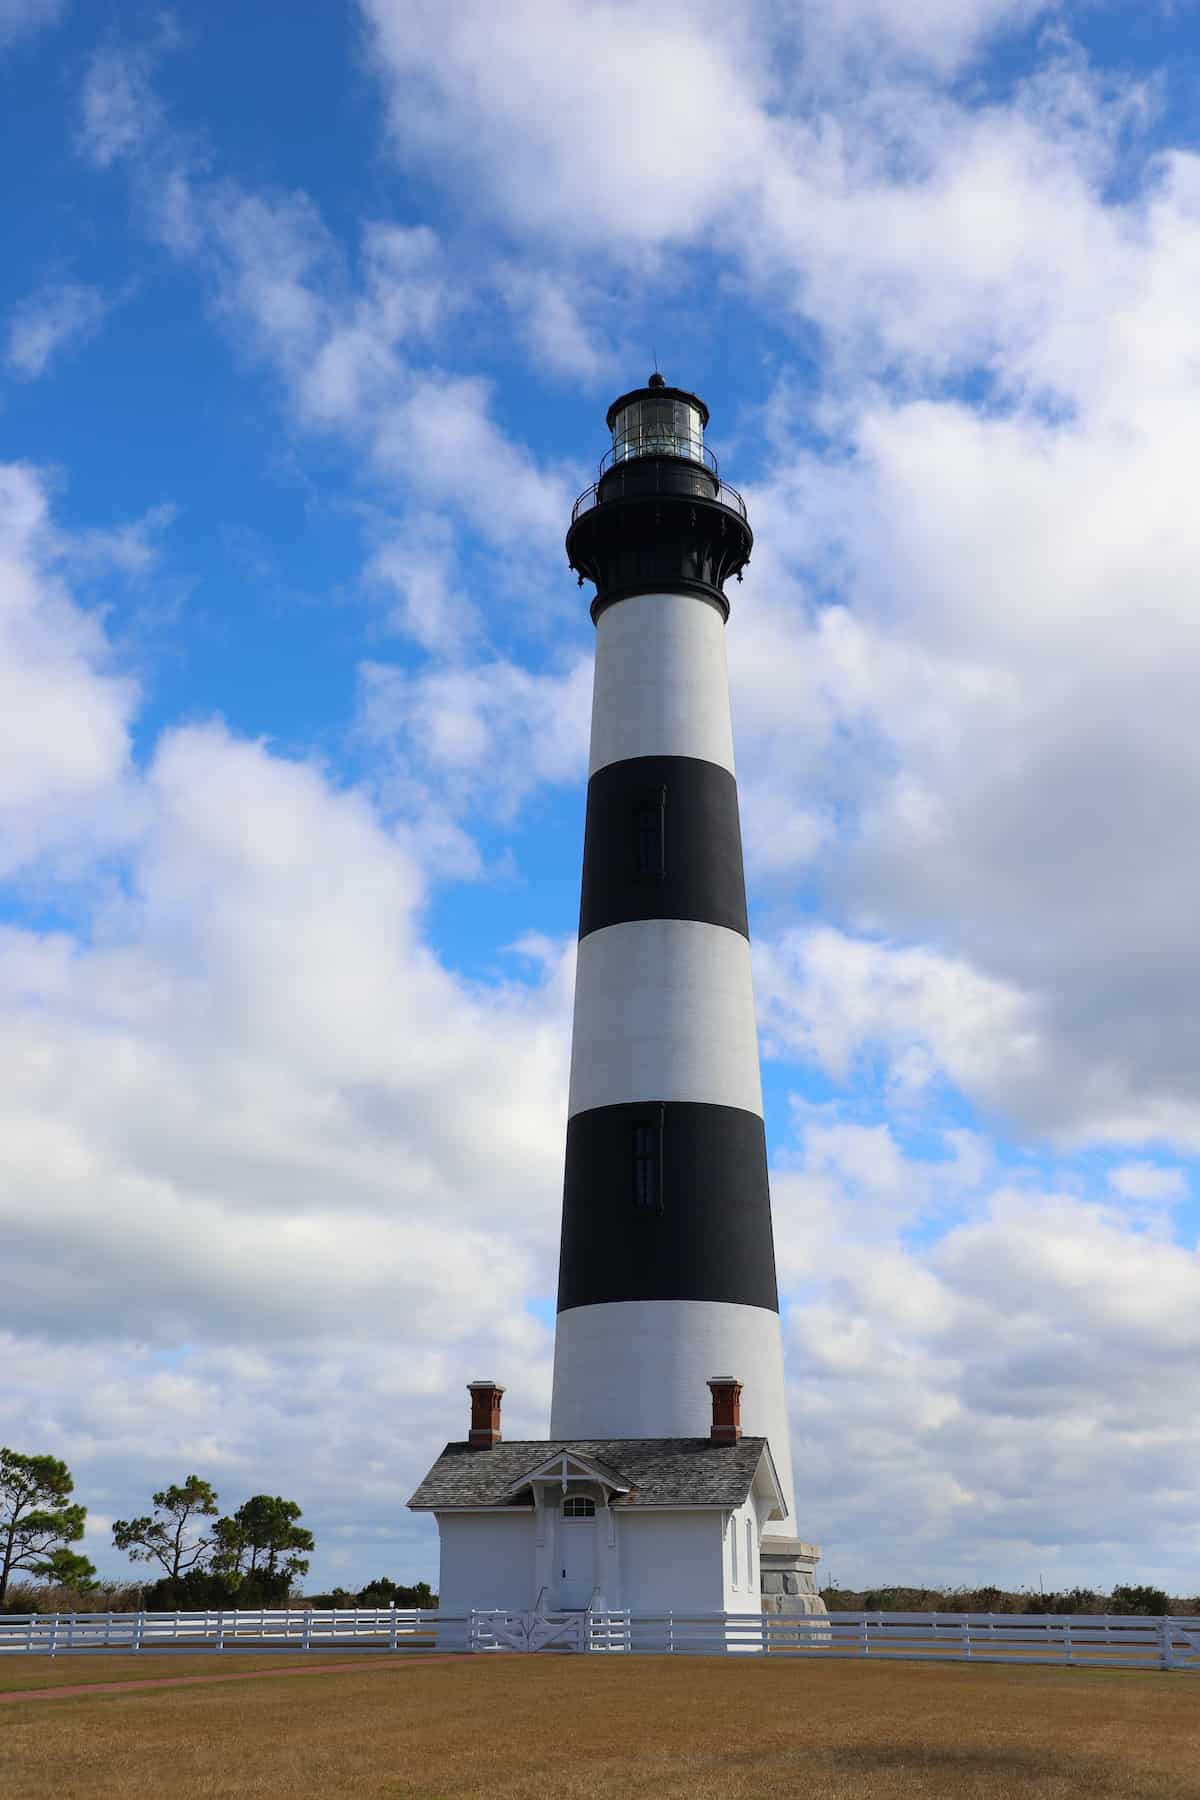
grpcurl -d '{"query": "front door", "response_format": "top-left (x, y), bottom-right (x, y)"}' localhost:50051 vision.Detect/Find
top-left (559, 1520), bottom-right (595, 1610)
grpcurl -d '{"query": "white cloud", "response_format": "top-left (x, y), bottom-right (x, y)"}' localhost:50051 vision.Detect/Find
top-left (4, 283), bottom-right (110, 380)
top-left (1108, 1162), bottom-right (1187, 1203)
top-left (793, 0), bottom-right (1050, 80)
top-left (773, 1123), bottom-right (1200, 1589)
top-left (64, 503), bottom-right (177, 578)
top-left (0, 464), bottom-right (140, 880)
top-left (128, 161), bottom-right (576, 586)
top-left (756, 925), bottom-right (1044, 1107)
top-left (358, 651), bottom-right (592, 824)
top-left (497, 266), bottom-right (619, 387)
top-left (349, 1), bottom-right (1200, 1152)
top-left (364, 516), bottom-right (480, 655)
top-left (77, 44), bottom-right (164, 168)
top-left (188, 180), bottom-right (572, 549)
top-left (0, 703), bottom-right (576, 1583)
top-left (0, 0), bottom-right (61, 51)
top-left (360, 0), bottom-right (775, 251)
top-left (357, 0), bottom-right (1076, 276)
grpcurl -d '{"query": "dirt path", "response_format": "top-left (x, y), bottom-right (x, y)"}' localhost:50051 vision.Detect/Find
top-left (0, 1652), bottom-right (472, 1704)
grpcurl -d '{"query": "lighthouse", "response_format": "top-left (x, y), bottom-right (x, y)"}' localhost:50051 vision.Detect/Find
top-left (409, 378), bottom-right (823, 1620)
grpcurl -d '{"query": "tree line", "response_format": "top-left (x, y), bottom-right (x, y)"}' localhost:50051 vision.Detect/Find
top-left (2, 1447), bottom-right (311, 1609)
top-left (7, 1446), bottom-right (1192, 1618)
top-left (819, 1581), bottom-right (1193, 1616)
top-left (2, 1446), bottom-right (438, 1613)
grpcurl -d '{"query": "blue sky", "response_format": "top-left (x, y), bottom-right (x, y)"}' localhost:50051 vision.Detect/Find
top-left (3, 0), bottom-right (1199, 1597)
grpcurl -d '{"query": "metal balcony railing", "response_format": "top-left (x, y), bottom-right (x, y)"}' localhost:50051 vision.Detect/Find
top-left (571, 466), bottom-right (748, 525)
top-left (600, 439), bottom-right (719, 479)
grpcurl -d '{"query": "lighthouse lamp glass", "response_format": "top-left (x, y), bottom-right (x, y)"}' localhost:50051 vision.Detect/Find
top-left (611, 397), bottom-right (706, 466)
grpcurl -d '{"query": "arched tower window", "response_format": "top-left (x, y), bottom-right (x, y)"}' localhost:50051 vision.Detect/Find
top-left (562, 1495), bottom-right (596, 1518)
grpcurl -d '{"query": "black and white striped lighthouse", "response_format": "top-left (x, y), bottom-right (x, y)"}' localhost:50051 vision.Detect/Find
top-left (552, 375), bottom-right (800, 1549)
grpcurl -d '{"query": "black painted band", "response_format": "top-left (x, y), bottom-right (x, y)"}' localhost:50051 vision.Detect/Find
top-left (579, 755), bottom-right (749, 941)
top-left (556, 1101), bottom-right (779, 1313)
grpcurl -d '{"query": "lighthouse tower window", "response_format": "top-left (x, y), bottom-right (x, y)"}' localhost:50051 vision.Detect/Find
top-left (633, 1121), bottom-right (662, 1209)
top-left (637, 788), bottom-right (666, 875)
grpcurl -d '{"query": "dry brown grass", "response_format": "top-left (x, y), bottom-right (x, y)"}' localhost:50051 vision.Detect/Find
top-left (1, 1654), bottom-right (1198, 1799)
top-left (0, 1652), bottom-right (381, 1694)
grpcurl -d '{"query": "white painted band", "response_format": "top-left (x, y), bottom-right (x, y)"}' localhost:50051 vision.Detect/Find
top-left (589, 592), bottom-right (735, 777)
top-left (568, 919), bottom-right (764, 1119)
top-left (550, 1299), bottom-right (798, 1536)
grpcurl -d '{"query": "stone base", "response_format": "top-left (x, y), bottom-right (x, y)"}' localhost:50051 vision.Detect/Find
top-left (760, 1537), bottom-right (827, 1617)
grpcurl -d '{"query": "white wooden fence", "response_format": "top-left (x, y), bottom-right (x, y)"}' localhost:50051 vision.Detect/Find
top-left (2, 1608), bottom-right (1198, 1670)
top-left (0, 1608), bottom-right (459, 1656)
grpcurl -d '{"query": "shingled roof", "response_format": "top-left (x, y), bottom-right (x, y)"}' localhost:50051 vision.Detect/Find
top-left (408, 1437), bottom-right (780, 1513)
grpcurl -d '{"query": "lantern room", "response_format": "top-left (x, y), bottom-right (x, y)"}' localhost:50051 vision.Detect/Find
top-left (605, 372), bottom-right (713, 472)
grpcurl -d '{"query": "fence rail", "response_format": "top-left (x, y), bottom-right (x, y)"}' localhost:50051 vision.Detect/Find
top-left (0, 1608), bottom-right (466, 1657)
top-left (2, 1609), bottom-right (1197, 1670)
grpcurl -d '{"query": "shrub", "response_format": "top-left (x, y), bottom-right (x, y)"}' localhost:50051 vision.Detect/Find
top-left (1110, 1584), bottom-right (1170, 1617)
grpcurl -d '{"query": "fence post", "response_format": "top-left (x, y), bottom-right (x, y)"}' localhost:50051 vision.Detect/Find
top-left (390, 1608), bottom-right (399, 1652)
top-left (1160, 1617), bottom-right (1175, 1672)
top-left (48, 1614), bottom-right (59, 1659)
top-left (216, 1611), bottom-right (226, 1653)
top-left (667, 1612), bottom-right (674, 1654)
top-left (304, 1610), bottom-right (313, 1653)
top-left (962, 1617), bottom-right (971, 1660)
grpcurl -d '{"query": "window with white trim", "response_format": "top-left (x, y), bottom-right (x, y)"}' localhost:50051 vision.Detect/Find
top-left (562, 1495), bottom-right (596, 1518)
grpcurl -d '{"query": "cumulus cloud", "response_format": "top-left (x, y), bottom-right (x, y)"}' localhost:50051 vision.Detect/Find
top-left (4, 282), bottom-right (110, 380)
top-left (360, 0), bottom-right (774, 251)
top-left (0, 642), bottom-right (576, 1581)
top-left (772, 1123), bottom-right (1200, 1589)
top-left (1, 720), bottom-right (573, 1341)
top-left (0, 713), bottom-right (575, 1572)
top-left (793, 0), bottom-right (1049, 81)
top-left (1109, 1162), bottom-right (1187, 1204)
top-left (351, 1), bottom-right (1200, 1159)
top-left (358, 651), bottom-right (591, 825)
top-left (497, 265), bottom-right (620, 387)
top-left (0, 464), bottom-right (140, 880)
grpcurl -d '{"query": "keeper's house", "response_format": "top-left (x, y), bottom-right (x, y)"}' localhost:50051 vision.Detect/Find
top-left (408, 1378), bottom-right (787, 1616)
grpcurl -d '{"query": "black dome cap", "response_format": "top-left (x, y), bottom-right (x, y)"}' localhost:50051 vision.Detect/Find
top-left (606, 376), bottom-right (709, 431)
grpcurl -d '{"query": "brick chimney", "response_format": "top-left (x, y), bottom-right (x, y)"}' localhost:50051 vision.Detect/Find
top-left (708, 1376), bottom-right (743, 1446)
top-left (468, 1380), bottom-right (504, 1449)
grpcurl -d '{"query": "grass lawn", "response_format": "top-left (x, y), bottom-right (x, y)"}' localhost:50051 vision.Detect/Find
top-left (1, 1653), bottom-right (1198, 1798)
top-left (0, 1651), bottom-right (390, 1693)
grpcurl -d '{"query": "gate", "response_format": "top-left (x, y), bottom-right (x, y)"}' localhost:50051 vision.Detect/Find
top-left (469, 1609), bottom-right (586, 1652)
